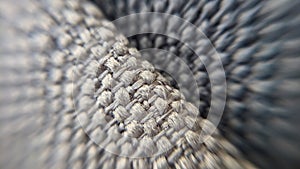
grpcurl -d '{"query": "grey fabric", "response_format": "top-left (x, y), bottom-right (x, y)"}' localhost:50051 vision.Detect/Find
top-left (0, 0), bottom-right (299, 169)
top-left (0, 0), bottom-right (254, 168)
top-left (93, 0), bottom-right (300, 168)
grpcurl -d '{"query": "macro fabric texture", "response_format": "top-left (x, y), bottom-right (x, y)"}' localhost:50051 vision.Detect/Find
top-left (0, 0), bottom-right (299, 169)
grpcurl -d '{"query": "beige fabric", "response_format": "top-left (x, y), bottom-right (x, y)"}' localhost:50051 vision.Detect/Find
top-left (0, 0), bottom-right (257, 168)
top-left (1, 0), bottom-right (300, 169)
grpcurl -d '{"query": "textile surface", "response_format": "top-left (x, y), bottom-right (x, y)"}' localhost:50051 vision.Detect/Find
top-left (0, 0), bottom-right (300, 169)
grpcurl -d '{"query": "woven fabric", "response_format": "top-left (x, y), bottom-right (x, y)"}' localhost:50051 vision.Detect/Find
top-left (0, 0), bottom-right (299, 169)
top-left (94, 0), bottom-right (300, 168)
